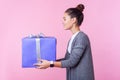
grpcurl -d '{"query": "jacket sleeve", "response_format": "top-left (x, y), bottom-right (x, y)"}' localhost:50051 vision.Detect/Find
top-left (61, 36), bottom-right (88, 68)
top-left (56, 58), bottom-right (65, 61)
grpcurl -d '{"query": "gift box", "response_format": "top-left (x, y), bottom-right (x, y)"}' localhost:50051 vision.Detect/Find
top-left (22, 36), bottom-right (57, 68)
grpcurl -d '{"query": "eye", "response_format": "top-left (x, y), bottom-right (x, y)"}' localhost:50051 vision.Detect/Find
top-left (63, 18), bottom-right (66, 21)
top-left (63, 16), bottom-right (66, 21)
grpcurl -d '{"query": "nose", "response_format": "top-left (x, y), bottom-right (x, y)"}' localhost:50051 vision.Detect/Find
top-left (62, 20), bottom-right (65, 25)
top-left (62, 22), bottom-right (64, 25)
top-left (62, 22), bottom-right (65, 27)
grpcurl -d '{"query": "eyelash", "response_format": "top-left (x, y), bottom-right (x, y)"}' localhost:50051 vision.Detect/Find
top-left (64, 19), bottom-right (66, 21)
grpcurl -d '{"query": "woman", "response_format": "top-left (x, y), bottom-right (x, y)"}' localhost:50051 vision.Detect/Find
top-left (35, 4), bottom-right (95, 80)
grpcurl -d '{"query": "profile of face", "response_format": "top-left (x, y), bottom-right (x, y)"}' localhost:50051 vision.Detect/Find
top-left (62, 12), bottom-right (75, 30)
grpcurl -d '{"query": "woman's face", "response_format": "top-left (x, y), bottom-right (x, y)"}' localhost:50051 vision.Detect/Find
top-left (62, 13), bottom-right (73, 30)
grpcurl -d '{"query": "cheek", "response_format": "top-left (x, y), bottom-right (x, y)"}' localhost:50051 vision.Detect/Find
top-left (64, 21), bottom-right (72, 30)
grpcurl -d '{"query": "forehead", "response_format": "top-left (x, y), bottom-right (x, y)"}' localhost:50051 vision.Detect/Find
top-left (63, 12), bottom-right (70, 18)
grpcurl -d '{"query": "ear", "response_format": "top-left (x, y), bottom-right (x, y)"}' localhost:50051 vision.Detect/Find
top-left (71, 17), bottom-right (77, 24)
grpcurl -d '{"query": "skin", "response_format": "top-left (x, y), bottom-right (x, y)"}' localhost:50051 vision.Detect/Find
top-left (35, 12), bottom-right (80, 69)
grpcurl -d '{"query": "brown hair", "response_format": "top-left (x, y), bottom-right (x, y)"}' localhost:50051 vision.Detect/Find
top-left (65, 4), bottom-right (85, 26)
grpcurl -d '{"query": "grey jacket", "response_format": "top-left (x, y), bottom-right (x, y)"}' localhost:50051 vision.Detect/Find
top-left (60, 32), bottom-right (94, 80)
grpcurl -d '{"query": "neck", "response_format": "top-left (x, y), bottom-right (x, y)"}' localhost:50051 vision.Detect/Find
top-left (70, 25), bottom-right (80, 34)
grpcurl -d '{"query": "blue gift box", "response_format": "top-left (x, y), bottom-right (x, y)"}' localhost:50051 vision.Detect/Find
top-left (22, 36), bottom-right (57, 68)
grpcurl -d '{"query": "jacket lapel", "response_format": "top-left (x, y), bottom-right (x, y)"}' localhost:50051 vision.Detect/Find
top-left (71, 32), bottom-right (81, 52)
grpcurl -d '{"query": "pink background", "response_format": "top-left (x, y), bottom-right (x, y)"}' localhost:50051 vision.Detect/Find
top-left (0, 0), bottom-right (120, 80)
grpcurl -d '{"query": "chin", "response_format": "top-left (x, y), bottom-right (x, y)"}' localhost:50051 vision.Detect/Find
top-left (64, 26), bottom-right (70, 30)
top-left (64, 28), bottom-right (69, 30)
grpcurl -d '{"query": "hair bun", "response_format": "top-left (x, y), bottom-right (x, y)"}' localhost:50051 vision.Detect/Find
top-left (76, 4), bottom-right (85, 12)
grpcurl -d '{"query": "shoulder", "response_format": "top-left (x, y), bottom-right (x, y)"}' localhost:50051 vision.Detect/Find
top-left (74, 31), bottom-right (90, 46)
top-left (77, 31), bottom-right (89, 40)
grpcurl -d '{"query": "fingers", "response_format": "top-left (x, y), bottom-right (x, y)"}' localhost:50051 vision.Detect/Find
top-left (41, 60), bottom-right (47, 62)
top-left (33, 59), bottom-right (49, 69)
top-left (34, 63), bottom-right (46, 69)
top-left (36, 66), bottom-right (47, 69)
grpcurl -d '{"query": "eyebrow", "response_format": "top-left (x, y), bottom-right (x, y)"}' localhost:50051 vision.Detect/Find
top-left (63, 17), bottom-right (65, 19)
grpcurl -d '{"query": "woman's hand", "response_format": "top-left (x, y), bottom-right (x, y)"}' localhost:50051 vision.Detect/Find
top-left (34, 60), bottom-right (50, 69)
